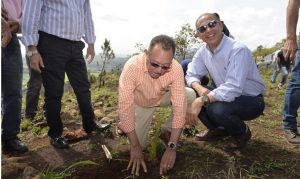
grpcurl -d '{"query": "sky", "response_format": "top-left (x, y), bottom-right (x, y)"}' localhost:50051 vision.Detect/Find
top-left (89, 0), bottom-right (298, 57)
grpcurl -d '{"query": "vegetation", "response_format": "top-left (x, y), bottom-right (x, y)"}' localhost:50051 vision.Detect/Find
top-left (14, 38), bottom-right (300, 178)
top-left (99, 38), bottom-right (115, 87)
top-left (252, 38), bottom-right (286, 61)
top-left (174, 23), bottom-right (202, 61)
top-left (38, 160), bottom-right (97, 179)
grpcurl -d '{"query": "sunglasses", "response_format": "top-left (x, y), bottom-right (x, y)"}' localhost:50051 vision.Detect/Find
top-left (149, 60), bottom-right (171, 70)
top-left (197, 20), bottom-right (218, 33)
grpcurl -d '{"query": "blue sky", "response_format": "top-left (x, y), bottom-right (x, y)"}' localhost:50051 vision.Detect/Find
top-left (90, 0), bottom-right (296, 56)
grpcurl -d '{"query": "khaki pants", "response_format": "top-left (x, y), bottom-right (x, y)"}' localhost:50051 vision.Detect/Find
top-left (135, 87), bottom-right (196, 149)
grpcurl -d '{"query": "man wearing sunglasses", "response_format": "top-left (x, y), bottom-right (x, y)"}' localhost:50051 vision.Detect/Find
top-left (185, 13), bottom-right (266, 150)
top-left (118, 35), bottom-right (196, 176)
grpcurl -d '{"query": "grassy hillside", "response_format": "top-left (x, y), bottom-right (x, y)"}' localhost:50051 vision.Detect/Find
top-left (14, 66), bottom-right (300, 179)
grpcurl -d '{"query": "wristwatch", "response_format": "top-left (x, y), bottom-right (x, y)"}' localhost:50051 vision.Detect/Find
top-left (26, 49), bottom-right (39, 57)
top-left (167, 142), bottom-right (177, 150)
top-left (201, 95), bottom-right (210, 106)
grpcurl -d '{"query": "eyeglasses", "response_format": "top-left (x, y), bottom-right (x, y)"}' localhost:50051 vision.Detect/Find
top-left (149, 59), bottom-right (171, 70)
top-left (197, 20), bottom-right (218, 33)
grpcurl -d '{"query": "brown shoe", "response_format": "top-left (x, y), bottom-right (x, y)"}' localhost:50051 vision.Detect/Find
top-left (224, 126), bottom-right (252, 151)
top-left (195, 128), bottom-right (229, 141)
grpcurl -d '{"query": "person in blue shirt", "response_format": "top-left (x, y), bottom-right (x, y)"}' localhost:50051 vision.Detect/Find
top-left (185, 13), bottom-right (266, 150)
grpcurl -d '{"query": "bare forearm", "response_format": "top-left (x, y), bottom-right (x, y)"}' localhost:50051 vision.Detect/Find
top-left (286, 0), bottom-right (300, 40)
top-left (191, 81), bottom-right (209, 96)
top-left (126, 130), bottom-right (141, 148)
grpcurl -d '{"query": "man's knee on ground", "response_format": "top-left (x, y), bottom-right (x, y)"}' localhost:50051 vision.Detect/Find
top-left (185, 87), bottom-right (196, 104)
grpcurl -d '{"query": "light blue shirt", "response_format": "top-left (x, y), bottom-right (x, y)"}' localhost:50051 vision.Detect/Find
top-left (186, 35), bottom-right (265, 102)
top-left (21, 0), bottom-right (96, 46)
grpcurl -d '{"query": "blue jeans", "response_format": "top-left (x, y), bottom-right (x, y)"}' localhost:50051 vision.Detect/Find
top-left (1, 35), bottom-right (23, 141)
top-left (283, 34), bottom-right (300, 130)
top-left (271, 64), bottom-right (289, 84)
top-left (199, 95), bottom-right (265, 136)
top-left (25, 56), bottom-right (42, 119)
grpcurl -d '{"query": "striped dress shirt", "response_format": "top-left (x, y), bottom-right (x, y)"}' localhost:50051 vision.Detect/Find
top-left (21, 0), bottom-right (96, 46)
top-left (118, 53), bottom-right (187, 133)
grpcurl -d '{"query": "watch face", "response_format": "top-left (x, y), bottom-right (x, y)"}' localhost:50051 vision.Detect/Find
top-left (203, 95), bottom-right (209, 102)
top-left (168, 142), bottom-right (176, 149)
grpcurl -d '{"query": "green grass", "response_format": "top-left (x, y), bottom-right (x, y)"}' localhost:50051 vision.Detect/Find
top-left (19, 67), bottom-right (300, 178)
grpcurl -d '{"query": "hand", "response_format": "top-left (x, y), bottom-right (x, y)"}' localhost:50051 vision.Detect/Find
top-left (86, 44), bottom-right (95, 64)
top-left (1, 17), bottom-right (11, 48)
top-left (8, 20), bottom-right (19, 33)
top-left (185, 98), bottom-right (203, 125)
top-left (196, 87), bottom-right (210, 97)
top-left (1, 7), bottom-right (8, 20)
top-left (30, 53), bottom-right (44, 73)
top-left (160, 148), bottom-right (176, 175)
top-left (282, 38), bottom-right (297, 64)
top-left (127, 145), bottom-right (147, 176)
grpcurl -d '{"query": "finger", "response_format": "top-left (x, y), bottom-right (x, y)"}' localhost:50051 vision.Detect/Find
top-left (40, 58), bottom-right (45, 68)
top-left (86, 54), bottom-right (92, 64)
top-left (160, 164), bottom-right (164, 175)
top-left (131, 161), bottom-right (136, 175)
top-left (135, 161), bottom-right (140, 176)
top-left (141, 160), bottom-right (147, 173)
top-left (127, 160), bottom-right (132, 171)
top-left (36, 65), bottom-right (41, 73)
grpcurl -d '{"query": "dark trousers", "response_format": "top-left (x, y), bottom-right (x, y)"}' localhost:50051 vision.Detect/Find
top-left (25, 56), bottom-right (42, 119)
top-left (38, 31), bottom-right (96, 138)
top-left (1, 35), bottom-right (23, 141)
top-left (199, 95), bottom-right (265, 136)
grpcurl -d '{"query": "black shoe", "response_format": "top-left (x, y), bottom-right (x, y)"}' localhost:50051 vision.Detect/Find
top-left (50, 136), bottom-right (69, 149)
top-left (2, 138), bottom-right (28, 154)
top-left (224, 125), bottom-right (252, 151)
top-left (87, 123), bottom-right (111, 134)
top-left (195, 128), bottom-right (229, 141)
top-left (284, 129), bottom-right (300, 145)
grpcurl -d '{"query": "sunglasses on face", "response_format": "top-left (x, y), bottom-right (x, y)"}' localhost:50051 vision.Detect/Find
top-left (197, 20), bottom-right (218, 33)
top-left (149, 59), bottom-right (171, 70)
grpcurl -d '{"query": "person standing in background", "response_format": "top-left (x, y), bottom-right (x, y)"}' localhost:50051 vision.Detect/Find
top-left (24, 50), bottom-right (43, 121)
top-left (282, 0), bottom-right (300, 145)
top-left (270, 49), bottom-right (291, 90)
top-left (1, 0), bottom-right (28, 154)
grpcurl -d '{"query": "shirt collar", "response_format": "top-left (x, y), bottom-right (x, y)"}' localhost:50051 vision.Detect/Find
top-left (205, 34), bottom-right (227, 54)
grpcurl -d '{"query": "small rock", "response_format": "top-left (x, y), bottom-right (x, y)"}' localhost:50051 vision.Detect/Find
top-left (22, 166), bottom-right (39, 179)
top-left (94, 109), bottom-right (102, 118)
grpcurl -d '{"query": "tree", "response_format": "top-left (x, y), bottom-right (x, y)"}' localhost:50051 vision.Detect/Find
top-left (128, 42), bottom-right (146, 58)
top-left (174, 23), bottom-right (202, 61)
top-left (99, 38), bottom-right (115, 87)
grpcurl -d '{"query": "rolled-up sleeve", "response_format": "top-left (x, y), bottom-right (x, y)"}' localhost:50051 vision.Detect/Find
top-left (118, 61), bottom-right (136, 133)
top-left (185, 50), bottom-right (209, 87)
top-left (170, 62), bottom-right (187, 129)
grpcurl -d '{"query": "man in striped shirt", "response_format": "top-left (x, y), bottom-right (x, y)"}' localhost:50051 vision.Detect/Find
top-left (21, 0), bottom-right (106, 149)
top-left (118, 35), bottom-right (196, 176)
